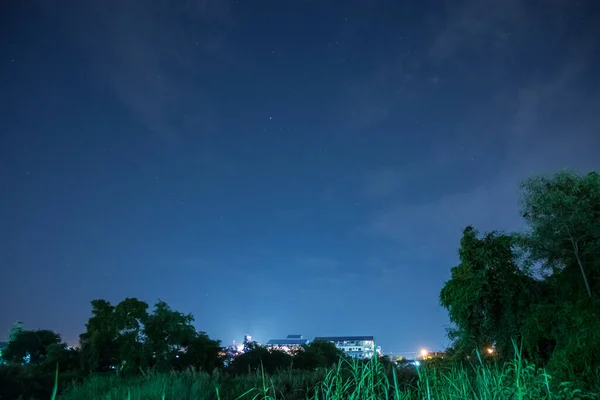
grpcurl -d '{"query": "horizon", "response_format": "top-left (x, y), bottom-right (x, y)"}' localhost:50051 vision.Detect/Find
top-left (1, 0), bottom-right (599, 355)
top-left (0, 328), bottom-right (438, 360)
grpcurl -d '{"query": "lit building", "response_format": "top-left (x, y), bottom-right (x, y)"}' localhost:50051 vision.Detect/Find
top-left (232, 341), bottom-right (244, 353)
top-left (313, 336), bottom-right (376, 359)
top-left (266, 334), bottom-right (309, 353)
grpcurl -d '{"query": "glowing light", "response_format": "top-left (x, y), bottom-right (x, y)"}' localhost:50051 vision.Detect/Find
top-left (420, 349), bottom-right (428, 358)
top-left (487, 348), bottom-right (494, 354)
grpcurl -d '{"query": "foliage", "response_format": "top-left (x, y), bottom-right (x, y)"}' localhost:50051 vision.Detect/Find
top-left (441, 169), bottom-right (600, 386)
top-left (8, 320), bottom-right (25, 342)
top-left (143, 300), bottom-right (197, 372)
top-left (229, 345), bottom-right (293, 375)
top-left (55, 351), bottom-right (600, 399)
top-left (293, 340), bottom-right (344, 370)
top-left (79, 299), bottom-right (119, 373)
top-left (1, 328), bottom-right (62, 365)
top-left (520, 170), bottom-right (600, 298)
top-left (78, 298), bottom-right (210, 375)
top-left (0, 363), bottom-right (82, 400)
top-left (173, 331), bottom-right (223, 373)
top-left (440, 227), bottom-right (539, 360)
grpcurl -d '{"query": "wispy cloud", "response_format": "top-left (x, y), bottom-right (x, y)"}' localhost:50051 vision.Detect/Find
top-left (364, 52), bottom-right (600, 262)
top-left (349, 0), bottom-right (600, 266)
top-left (43, 0), bottom-right (235, 150)
top-left (428, 0), bottom-right (524, 65)
top-left (363, 169), bottom-right (409, 199)
top-left (333, 58), bottom-right (425, 136)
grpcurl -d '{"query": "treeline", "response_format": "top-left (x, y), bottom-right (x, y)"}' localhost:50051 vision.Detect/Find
top-left (439, 170), bottom-right (600, 385)
top-left (0, 299), bottom-right (362, 398)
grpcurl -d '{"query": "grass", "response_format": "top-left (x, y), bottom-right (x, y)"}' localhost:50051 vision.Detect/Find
top-left (55, 352), bottom-right (600, 400)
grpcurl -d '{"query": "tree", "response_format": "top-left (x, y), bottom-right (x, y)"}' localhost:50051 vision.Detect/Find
top-left (520, 170), bottom-right (600, 298)
top-left (293, 340), bottom-right (344, 370)
top-left (438, 170), bottom-right (600, 384)
top-left (229, 344), bottom-right (292, 374)
top-left (44, 343), bottom-right (81, 371)
top-left (440, 227), bottom-right (540, 359)
top-left (79, 299), bottom-right (119, 372)
top-left (79, 297), bottom-right (224, 374)
top-left (175, 331), bottom-right (223, 373)
top-left (113, 298), bottom-right (150, 374)
top-left (8, 321), bottom-right (24, 342)
top-left (80, 298), bottom-right (152, 374)
top-left (1, 329), bottom-right (61, 364)
top-left (143, 300), bottom-right (196, 371)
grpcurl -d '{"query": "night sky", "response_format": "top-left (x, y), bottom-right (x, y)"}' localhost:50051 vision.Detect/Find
top-left (1, 0), bottom-right (599, 357)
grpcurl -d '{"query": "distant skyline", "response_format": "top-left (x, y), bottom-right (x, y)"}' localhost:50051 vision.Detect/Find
top-left (1, 0), bottom-right (599, 354)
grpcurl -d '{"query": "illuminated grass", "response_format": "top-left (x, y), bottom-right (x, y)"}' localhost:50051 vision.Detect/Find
top-left (56, 352), bottom-right (599, 400)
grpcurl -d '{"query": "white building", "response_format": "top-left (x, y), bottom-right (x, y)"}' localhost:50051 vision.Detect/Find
top-left (313, 336), bottom-right (379, 359)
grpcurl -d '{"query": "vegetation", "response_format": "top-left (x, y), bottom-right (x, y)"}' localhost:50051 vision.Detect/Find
top-left (1, 169), bottom-right (599, 399)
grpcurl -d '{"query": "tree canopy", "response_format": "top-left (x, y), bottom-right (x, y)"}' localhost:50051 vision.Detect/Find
top-left (441, 169), bottom-right (600, 382)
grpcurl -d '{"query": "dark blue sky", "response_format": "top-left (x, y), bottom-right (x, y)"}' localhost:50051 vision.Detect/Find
top-left (1, 0), bottom-right (599, 357)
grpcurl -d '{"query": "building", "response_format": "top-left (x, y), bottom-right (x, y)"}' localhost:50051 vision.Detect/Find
top-left (313, 336), bottom-right (377, 359)
top-left (266, 334), bottom-right (309, 353)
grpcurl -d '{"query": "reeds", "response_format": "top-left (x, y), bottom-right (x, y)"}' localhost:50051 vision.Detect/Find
top-left (57, 350), bottom-right (599, 400)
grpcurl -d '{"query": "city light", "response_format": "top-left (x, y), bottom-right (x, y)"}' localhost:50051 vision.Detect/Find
top-left (420, 349), bottom-right (428, 358)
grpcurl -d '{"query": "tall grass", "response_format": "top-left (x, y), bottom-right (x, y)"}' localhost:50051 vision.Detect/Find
top-left (57, 353), bottom-right (599, 400)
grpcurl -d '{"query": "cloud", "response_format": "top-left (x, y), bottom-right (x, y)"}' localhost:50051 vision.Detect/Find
top-left (364, 47), bottom-right (600, 262)
top-left (42, 0), bottom-right (235, 149)
top-left (368, 175), bottom-right (521, 257)
top-left (335, 64), bottom-right (399, 134)
top-left (332, 55), bottom-right (430, 137)
top-left (207, 253), bottom-right (403, 301)
top-left (363, 169), bottom-right (409, 199)
top-left (428, 0), bottom-right (524, 64)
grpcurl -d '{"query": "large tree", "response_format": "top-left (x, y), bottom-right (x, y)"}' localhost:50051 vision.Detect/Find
top-left (293, 340), bottom-right (344, 370)
top-left (440, 170), bottom-right (600, 383)
top-left (79, 299), bottom-right (119, 372)
top-left (1, 328), bottom-right (62, 364)
top-left (79, 297), bottom-right (222, 374)
top-left (80, 297), bottom-right (150, 373)
top-left (143, 300), bottom-right (197, 371)
top-left (229, 344), bottom-right (292, 374)
top-left (174, 331), bottom-right (223, 373)
top-left (520, 170), bottom-right (600, 298)
top-left (440, 227), bottom-right (539, 359)
top-left (113, 297), bottom-right (150, 374)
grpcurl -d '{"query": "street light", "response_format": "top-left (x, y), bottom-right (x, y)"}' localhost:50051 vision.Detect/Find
top-left (420, 349), bottom-right (428, 359)
top-left (487, 348), bottom-right (494, 355)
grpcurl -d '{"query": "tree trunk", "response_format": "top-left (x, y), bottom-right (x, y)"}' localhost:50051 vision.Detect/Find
top-left (573, 241), bottom-right (592, 298)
